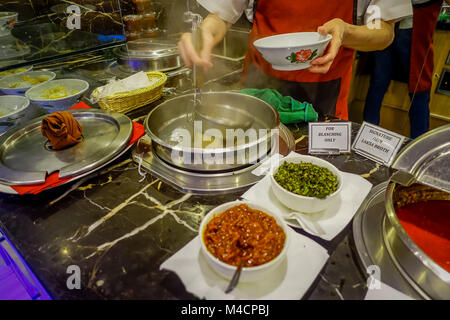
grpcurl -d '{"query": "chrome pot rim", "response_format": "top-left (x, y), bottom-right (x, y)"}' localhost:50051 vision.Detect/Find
top-left (144, 92), bottom-right (280, 155)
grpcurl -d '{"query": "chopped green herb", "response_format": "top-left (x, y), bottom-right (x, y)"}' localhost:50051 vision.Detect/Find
top-left (274, 162), bottom-right (338, 199)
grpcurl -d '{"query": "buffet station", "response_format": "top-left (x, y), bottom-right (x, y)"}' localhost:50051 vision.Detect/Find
top-left (0, 1), bottom-right (448, 302)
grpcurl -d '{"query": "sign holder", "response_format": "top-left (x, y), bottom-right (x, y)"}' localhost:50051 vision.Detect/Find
top-left (352, 122), bottom-right (405, 167)
top-left (308, 122), bottom-right (352, 155)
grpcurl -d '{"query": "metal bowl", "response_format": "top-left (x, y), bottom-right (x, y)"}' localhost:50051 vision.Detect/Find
top-left (144, 92), bottom-right (280, 172)
top-left (384, 183), bottom-right (450, 299)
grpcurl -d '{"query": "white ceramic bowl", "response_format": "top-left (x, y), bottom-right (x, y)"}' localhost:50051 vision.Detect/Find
top-left (199, 200), bottom-right (290, 282)
top-left (0, 64), bottom-right (33, 79)
top-left (270, 154), bottom-right (343, 213)
top-left (0, 12), bottom-right (18, 37)
top-left (0, 95), bottom-right (30, 134)
top-left (25, 79), bottom-right (89, 111)
top-left (0, 70), bottom-right (56, 95)
top-left (253, 32), bottom-right (332, 71)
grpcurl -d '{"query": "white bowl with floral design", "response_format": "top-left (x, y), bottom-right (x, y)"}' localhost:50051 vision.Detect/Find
top-left (253, 32), bottom-right (332, 71)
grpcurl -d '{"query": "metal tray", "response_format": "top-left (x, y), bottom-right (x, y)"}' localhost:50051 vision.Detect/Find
top-left (0, 109), bottom-right (132, 185)
top-left (0, 141), bottom-right (133, 195)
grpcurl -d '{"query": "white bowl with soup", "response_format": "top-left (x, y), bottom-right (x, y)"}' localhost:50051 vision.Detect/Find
top-left (25, 79), bottom-right (89, 111)
top-left (0, 70), bottom-right (56, 95)
top-left (0, 95), bottom-right (30, 135)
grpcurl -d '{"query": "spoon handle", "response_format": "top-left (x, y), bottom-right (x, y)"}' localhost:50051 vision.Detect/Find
top-left (225, 261), bottom-right (244, 294)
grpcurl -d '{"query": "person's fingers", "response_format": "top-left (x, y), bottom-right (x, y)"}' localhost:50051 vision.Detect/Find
top-left (308, 60), bottom-right (333, 74)
top-left (311, 38), bottom-right (339, 66)
top-left (311, 24), bottom-right (333, 66)
top-left (317, 25), bottom-right (329, 36)
top-left (201, 29), bottom-right (214, 62)
top-left (182, 33), bottom-right (204, 65)
top-left (179, 33), bottom-right (211, 69)
top-left (199, 33), bottom-right (214, 72)
top-left (200, 50), bottom-right (213, 73)
top-left (178, 40), bottom-right (191, 68)
top-left (311, 26), bottom-right (342, 67)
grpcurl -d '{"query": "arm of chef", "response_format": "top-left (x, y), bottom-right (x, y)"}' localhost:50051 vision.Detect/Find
top-left (178, 0), bottom-right (245, 72)
top-left (309, 0), bottom-right (413, 73)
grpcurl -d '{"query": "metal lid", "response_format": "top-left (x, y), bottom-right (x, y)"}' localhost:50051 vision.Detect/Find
top-left (0, 109), bottom-right (133, 185)
top-left (391, 124), bottom-right (450, 193)
top-left (117, 39), bottom-right (180, 58)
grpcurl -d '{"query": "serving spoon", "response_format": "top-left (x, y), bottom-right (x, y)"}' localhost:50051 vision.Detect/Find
top-left (225, 260), bottom-right (244, 294)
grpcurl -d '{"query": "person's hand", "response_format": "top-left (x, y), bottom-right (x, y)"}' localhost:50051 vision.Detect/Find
top-left (178, 28), bottom-right (215, 73)
top-left (309, 18), bottom-right (348, 74)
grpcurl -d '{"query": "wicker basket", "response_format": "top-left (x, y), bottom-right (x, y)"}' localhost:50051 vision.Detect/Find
top-left (93, 71), bottom-right (167, 113)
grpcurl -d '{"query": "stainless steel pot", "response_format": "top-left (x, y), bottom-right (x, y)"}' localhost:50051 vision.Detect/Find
top-left (144, 92), bottom-right (280, 172)
top-left (383, 183), bottom-right (450, 299)
top-left (353, 125), bottom-right (450, 299)
top-left (114, 39), bottom-right (183, 73)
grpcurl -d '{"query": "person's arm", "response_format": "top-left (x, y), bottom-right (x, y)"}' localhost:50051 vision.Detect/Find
top-left (178, 0), bottom-right (245, 71)
top-left (309, 18), bottom-right (395, 74)
top-left (309, 0), bottom-right (413, 74)
top-left (342, 20), bottom-right (395, 51)
top-left (178, 14), bottom-right (231, 71)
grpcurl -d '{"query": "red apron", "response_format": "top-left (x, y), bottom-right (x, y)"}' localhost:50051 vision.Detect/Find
top-left (409, 1), bottom-right (442, 93)
top-left (243, 0), bottom-right (355, 120)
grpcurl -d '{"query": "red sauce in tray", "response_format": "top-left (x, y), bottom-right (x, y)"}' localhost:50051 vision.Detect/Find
top-left (203, 204), bottom-right (286, 267)
top-left (396, 200), bottom-right (450, 272)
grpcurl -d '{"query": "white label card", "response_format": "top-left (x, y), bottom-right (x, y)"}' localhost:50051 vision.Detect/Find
top-left (308, 122), bottom-right (352, 155)
top-left (352, 122), bottom-right (405, 166)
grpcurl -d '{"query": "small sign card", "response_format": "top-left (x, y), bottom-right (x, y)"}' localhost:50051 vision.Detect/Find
top-left (352, 122), bottom-right (405, 166)
top-left (308, 122), bottom-right (352, 155)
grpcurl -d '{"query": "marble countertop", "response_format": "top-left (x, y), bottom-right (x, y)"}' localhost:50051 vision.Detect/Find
top-left (0, 62), bottom-right (394, 300)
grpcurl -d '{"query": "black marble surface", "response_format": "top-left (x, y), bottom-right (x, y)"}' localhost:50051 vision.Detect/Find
top-left (0, 0), bottom-right (128, 73)
top-left (0, 60), bottom-right (395, 300)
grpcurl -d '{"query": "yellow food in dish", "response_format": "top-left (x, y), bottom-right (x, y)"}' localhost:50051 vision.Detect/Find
top-left (0, 68), bottom-right (27, 77)
top-left (9, 75), bottom-right (50, 89)
top-left (42, 86), bottom-right (79, 100)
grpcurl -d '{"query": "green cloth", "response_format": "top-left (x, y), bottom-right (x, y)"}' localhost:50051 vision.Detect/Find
top-left (240, 88), bottom-right (318, 124)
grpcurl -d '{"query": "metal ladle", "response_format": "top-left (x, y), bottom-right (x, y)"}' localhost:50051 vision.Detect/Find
top-left (225, 260), bottom-right (244, 294)
top-left (184, 11), bottom-right (254, 131)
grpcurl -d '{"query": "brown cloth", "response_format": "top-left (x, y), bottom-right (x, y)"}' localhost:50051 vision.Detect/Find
top-left (41, 111), bottom-right (82, 150)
